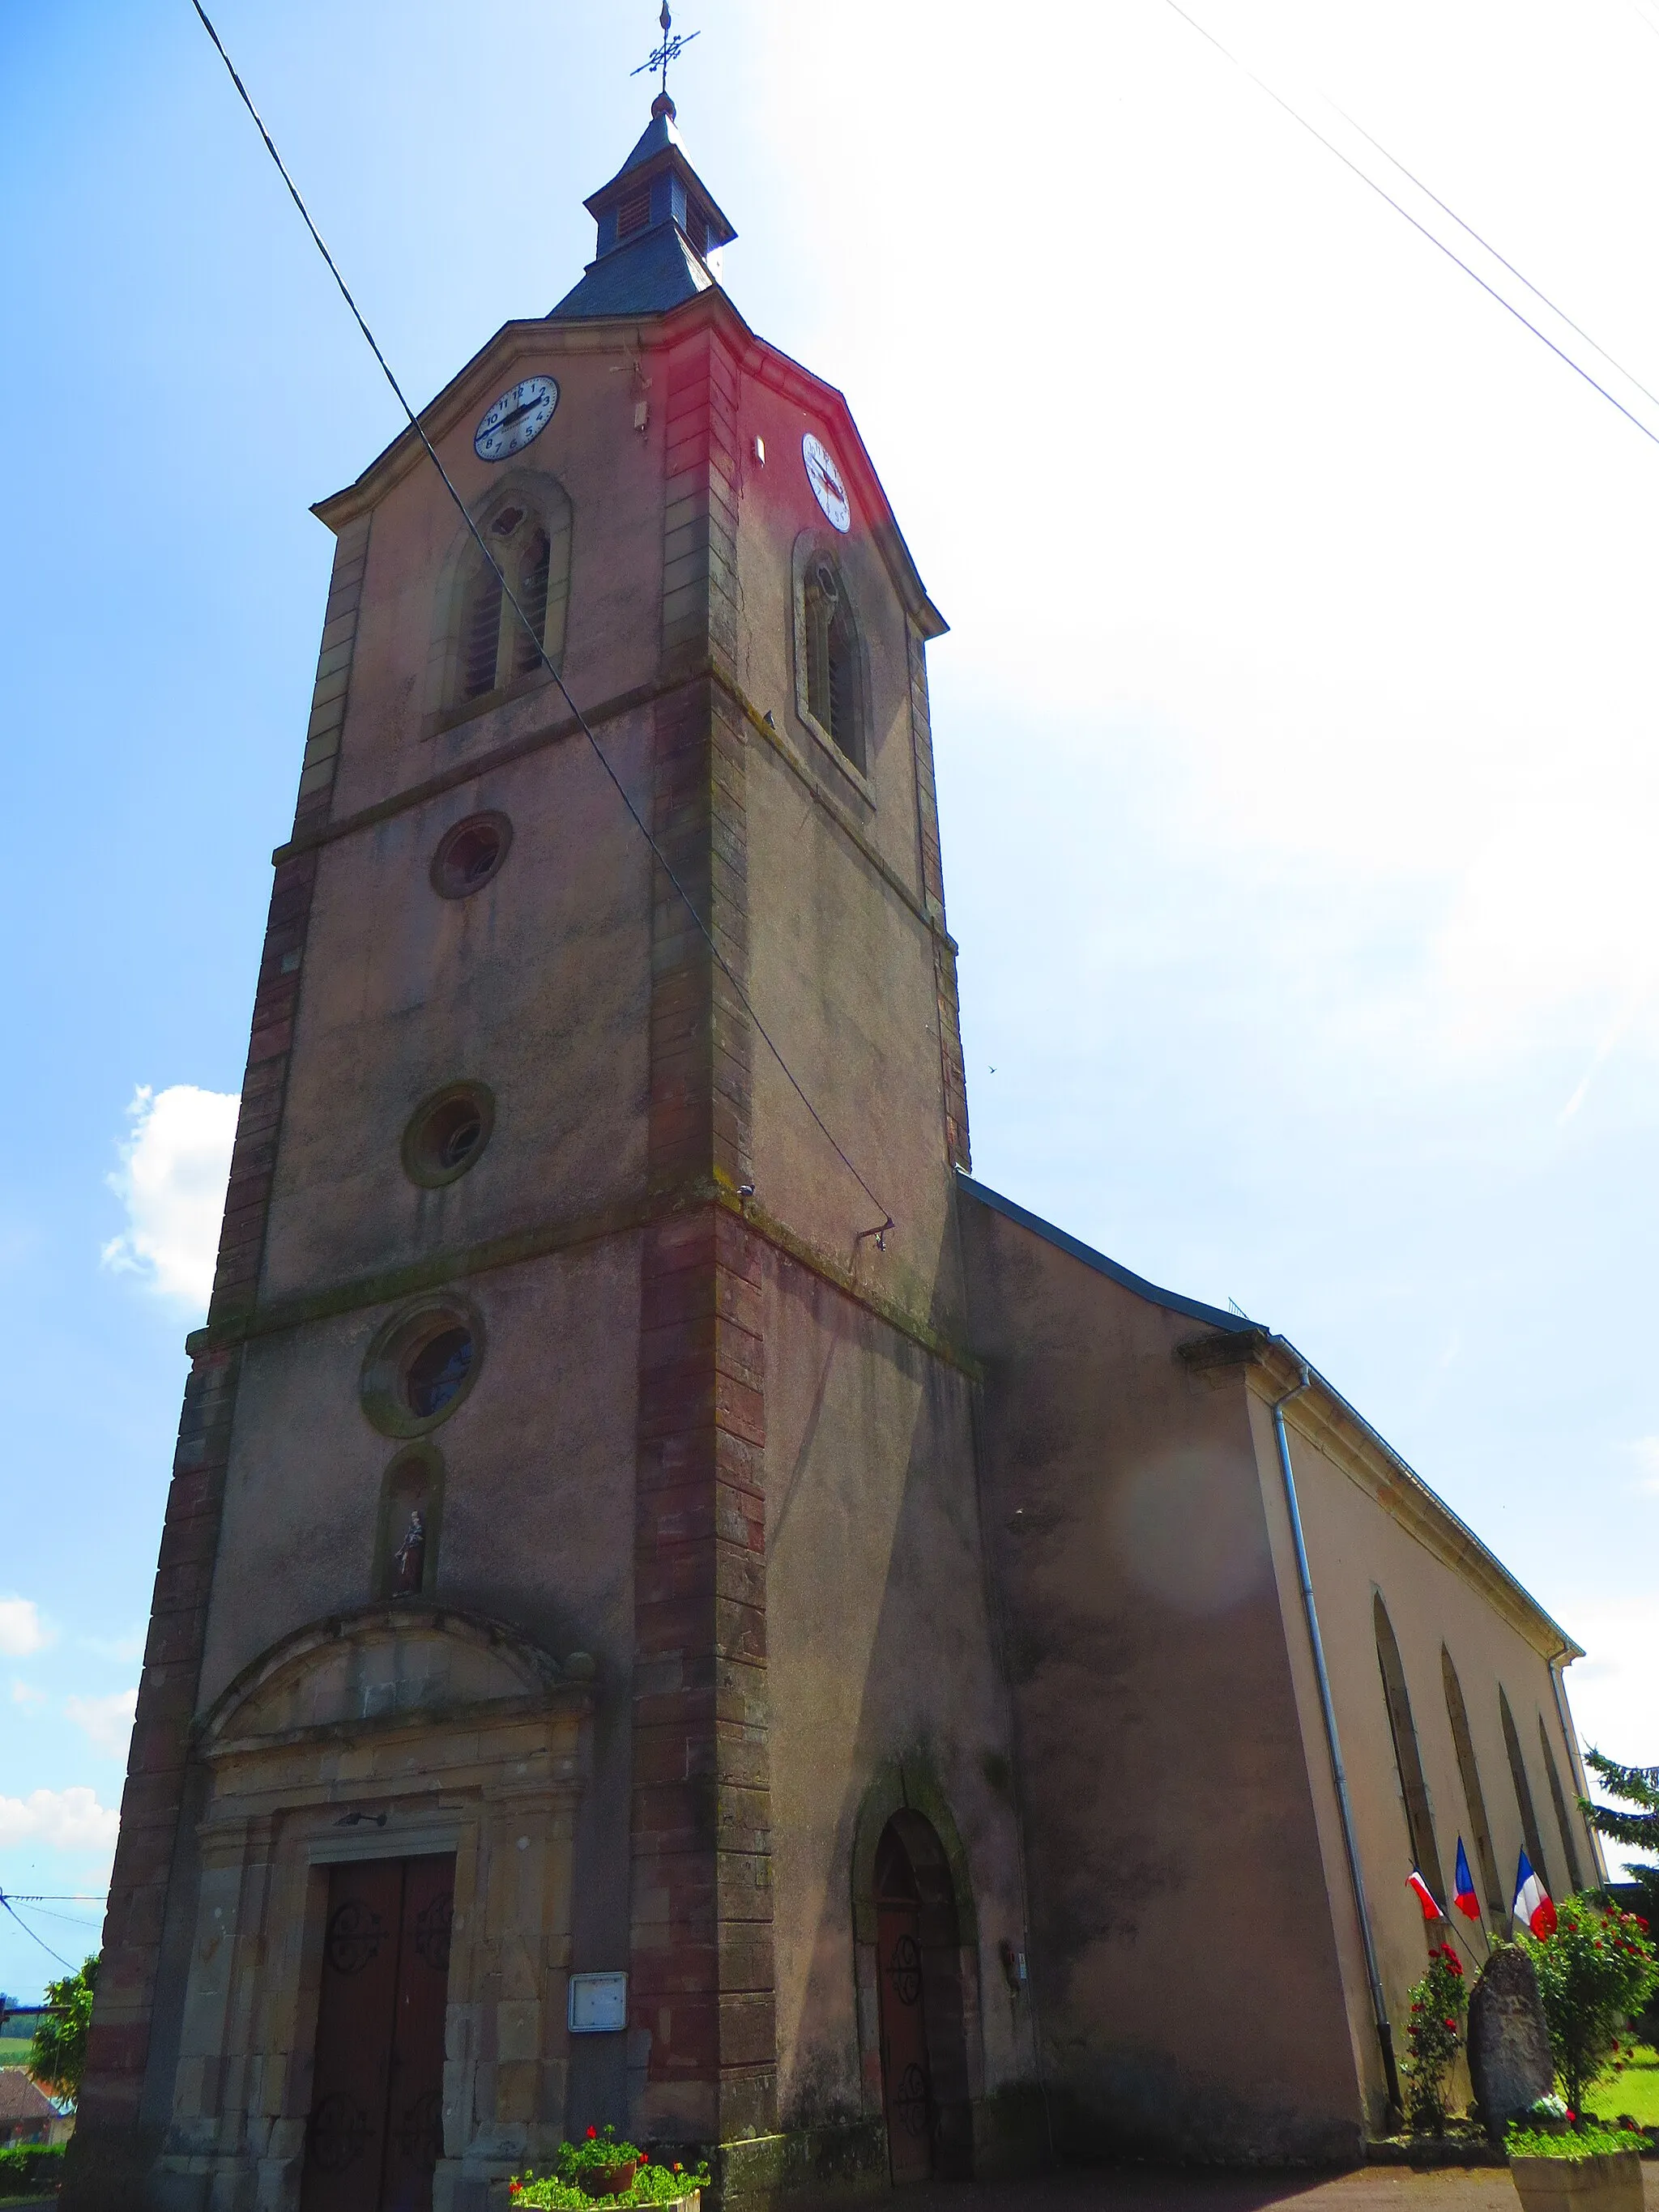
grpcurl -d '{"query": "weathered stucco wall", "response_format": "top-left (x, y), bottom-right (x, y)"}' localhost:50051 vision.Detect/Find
top-left (1260, 1387), bottom-right (1600, 2034)
top-left (761, 1249), bottom-right (1032, 2146)
top-left (959, 1189), bottom-right (1364, 2163)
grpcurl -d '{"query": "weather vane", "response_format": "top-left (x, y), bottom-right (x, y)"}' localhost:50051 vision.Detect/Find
top-left (633, 2), bottom-right (699, 104)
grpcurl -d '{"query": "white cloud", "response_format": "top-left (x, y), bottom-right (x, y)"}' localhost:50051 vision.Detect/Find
top-left (101, 1085), bottom-right (238, 1310)
top-left (64, 1689), bottom-right (138, 1763)
top-left (0, 1598), bottom-right (48, 1657)
top-left (1563, 1594), bottom-right (1659, 1881)
top-left (0, 1788), bottom-right (120, 1854)
top-left (10, 1681), bottom-right (47, 1707)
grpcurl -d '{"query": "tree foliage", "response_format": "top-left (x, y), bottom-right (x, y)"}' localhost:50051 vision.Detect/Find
top-left (1581, 1749), bottom-right (1659, 1856)
top-left (1580, 1750), bottom-right (1659, 1936)
top-left (1519, 1896), bottom-right (1657, 2117)
top-left (28, 1955), bottom-right (97, 2108)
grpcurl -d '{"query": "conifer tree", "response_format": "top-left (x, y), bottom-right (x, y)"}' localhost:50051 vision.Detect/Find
top-left (1580, 1750), bottom-right (1659, 1927)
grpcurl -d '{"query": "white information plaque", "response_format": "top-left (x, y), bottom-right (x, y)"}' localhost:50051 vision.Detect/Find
top-left (566, 1971), bottom-right (628, 2033)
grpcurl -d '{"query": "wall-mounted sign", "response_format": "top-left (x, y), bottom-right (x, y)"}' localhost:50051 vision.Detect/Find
top-left (567, 1971), bottom-right (628, 2033)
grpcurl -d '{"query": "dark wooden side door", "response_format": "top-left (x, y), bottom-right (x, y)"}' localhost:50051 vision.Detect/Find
top-left (302, 1856), bottom-right (454, 2212)
top-left (876, 1902), bottom-right (932, 2183)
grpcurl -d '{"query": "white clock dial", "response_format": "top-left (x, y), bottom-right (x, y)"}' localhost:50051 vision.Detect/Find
top-left (802, 432), bottom-right (851, 532)
top-left (474, 375), bottom-right (558, 462)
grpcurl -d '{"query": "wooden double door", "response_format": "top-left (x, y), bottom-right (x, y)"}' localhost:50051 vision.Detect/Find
top-left (301, 1855), bottom-right (454, 2212)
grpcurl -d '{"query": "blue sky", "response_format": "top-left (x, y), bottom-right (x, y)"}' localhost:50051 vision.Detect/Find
top-left (2, 0), bottom-right (1657, 1999)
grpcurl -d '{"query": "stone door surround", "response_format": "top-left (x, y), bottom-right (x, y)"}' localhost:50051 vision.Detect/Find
top-left (158, 1606), bottom-right (591, 2212)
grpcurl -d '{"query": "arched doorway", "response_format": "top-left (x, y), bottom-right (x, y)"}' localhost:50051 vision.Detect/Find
top-left (872, 1812), bottom-right (972, 2184)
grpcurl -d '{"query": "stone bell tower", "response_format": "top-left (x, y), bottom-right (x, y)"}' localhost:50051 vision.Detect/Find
top-left (70, 83), bottom-right (1021, 2212)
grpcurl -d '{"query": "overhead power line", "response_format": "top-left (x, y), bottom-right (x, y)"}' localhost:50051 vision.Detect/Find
top-left (0, 1893), bottom-right (79, 1972)
top-left (186, 1), bottom-right (895, 1242)
top-left (1327, 101), bottom-right (1659, 422)
top-left (1161, 0), bottom-right (1659, 455)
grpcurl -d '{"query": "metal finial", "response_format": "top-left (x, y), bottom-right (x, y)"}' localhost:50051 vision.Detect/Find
top-left (633, 1), bottom-right (699, 102)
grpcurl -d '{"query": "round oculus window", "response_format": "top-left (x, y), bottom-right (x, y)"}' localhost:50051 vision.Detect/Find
top-left (360, 1299), bottom-right (484, 1438)
top-left (431, 812), bottom-right (511, 899)
top-left (402, 1083), bottom-right (495, 1189)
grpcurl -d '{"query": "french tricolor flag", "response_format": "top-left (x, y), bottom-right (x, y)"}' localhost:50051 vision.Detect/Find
top-left (1454, 1839), bottom-right (1482, 1922)
top-left (1406, 1869), bottom-right (1444, 1920)
top-left (1513, 1850), bottom-right (1557, 1938)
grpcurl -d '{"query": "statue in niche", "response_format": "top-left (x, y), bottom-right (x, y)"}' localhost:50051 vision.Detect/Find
top-left (390, 1507), bottom-right (427, 1597)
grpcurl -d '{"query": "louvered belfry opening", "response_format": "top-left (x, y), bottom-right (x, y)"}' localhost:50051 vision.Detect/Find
top-left (825, 598), bottom-right (855, 752)
top-left (462, 564), bottom-right (504, 699)
top-left (512, 530), bottom-right (551, 678)
top-left (684, 203), bottom-right (710, 258)
top-left (617, 181), bottom-right (651, 240)
top-left (805, 556), bottom-right (860, 767)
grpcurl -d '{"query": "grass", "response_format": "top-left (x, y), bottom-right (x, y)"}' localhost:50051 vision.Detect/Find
top-left (0, 2043), bottom-right (33, 2067)
top-left (1593, 2043), bottom-right (1659, 2127)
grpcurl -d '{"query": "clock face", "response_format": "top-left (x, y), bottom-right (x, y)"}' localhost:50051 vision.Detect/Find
top-left (475, 375), bottom-right (558, 462)
top-left (803, 432), bottom-right (851, 532)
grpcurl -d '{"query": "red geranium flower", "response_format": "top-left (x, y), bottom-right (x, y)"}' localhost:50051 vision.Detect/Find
top-left (586, 2127), bottom-right (598, 2140)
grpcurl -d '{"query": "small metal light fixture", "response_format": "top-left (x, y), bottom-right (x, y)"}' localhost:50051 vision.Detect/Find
top-left (334, 1809), bottom-right (388, 1829)
top-left (855, 1215), bottom-right (893, 1255)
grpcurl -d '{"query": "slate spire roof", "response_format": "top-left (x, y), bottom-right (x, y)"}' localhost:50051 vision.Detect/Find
top-left (549, 94), bottom-right (738, 322)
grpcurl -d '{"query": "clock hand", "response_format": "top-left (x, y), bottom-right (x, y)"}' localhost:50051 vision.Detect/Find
top-left (493, 396), bottom-right (544, 434)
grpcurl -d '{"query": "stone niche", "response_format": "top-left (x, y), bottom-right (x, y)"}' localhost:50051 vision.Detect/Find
top-left (156, 1605), bottom-right (592, 2212)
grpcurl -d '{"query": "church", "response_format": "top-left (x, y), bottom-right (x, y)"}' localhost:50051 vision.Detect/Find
top-left (69, 78), bottom-right (1605, 2212)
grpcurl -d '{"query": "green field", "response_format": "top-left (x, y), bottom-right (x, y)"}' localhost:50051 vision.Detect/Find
top-left (0, 2042), bottom-right (33, 2068)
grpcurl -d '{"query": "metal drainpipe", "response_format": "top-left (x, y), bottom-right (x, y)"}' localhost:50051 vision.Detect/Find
top-left (1269, 1355), bottom-right (1404, 2125)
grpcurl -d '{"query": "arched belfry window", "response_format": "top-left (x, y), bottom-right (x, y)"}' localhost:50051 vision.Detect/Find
top-left (1374, 1594), bottom-right (1445, 1908)
top-left (793, 537), bottom-right (867, 776)
top-left (433, 479), bottom-right (572, 723)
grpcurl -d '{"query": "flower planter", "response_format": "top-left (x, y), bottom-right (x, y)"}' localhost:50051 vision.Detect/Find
top-left (1509, 2150), bottom-right (1644, 2212)
top-left (578, 2161), bottom-right (638, 2198)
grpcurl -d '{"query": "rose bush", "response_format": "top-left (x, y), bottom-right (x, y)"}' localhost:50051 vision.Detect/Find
top-left (1401, 1942), bottom-right (1467, 2133)
top-left (1519, 1893), bottom-right (1659, 2117)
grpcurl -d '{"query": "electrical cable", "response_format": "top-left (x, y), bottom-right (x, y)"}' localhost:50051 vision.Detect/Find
top-left (186, 0), bottom-right (895, 1240)
top-left (0, 1901), bottom-right (104, 1932)
top-left (1161, 0), bottom-right (1659, 454)
top-left (1327, 100), bottom-right (1659, 421)
top-left (0, 1894), bottom-right (79, 1972)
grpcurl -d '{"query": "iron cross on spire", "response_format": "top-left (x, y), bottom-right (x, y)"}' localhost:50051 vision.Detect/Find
top-left (632, 2), bottom-right (699, 103)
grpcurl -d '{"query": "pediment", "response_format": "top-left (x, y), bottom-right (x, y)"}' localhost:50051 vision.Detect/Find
top-left (200, 1605), bottom-right (581, 1754)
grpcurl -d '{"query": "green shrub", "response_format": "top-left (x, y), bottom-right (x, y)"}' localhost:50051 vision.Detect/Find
top-left (1401, 1943), bottom-right (1467, 2132)
top-left (0, 2141), bottom-right (67, 2197)
top-left (1505, 2123), bottom-right (1645, 2159)
top-left (1520, 1895), bottom-right (1659, 2115)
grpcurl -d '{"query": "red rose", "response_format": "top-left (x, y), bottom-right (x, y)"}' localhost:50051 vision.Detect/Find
top-left (586, 2127), bottom-right (598, 2140)
top-left (1444, 2019), bottom-right (1456, 2031)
